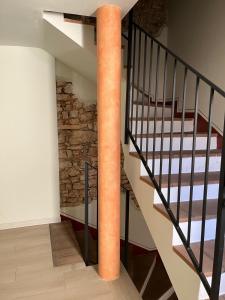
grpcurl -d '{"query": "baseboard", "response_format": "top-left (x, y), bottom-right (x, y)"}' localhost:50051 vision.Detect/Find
top-left (0, 216), bottom-right (61, 230)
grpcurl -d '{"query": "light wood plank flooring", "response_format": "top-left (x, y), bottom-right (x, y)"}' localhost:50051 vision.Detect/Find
top-left (49, 222), bottom-right (84, 267)
top-left (0, 224), bottom-right (141, 300)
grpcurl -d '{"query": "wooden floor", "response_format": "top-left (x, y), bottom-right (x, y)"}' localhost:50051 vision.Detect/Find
top-left (0, 224), bottom-right (141, 300)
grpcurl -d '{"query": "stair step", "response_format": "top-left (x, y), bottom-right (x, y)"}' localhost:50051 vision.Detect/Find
top-left (173, 239), bottom-right (225, 277)
top-left (130, 149), bottom-right (221, 159)
top-left (131, 103), bottom-right (172, 118)
top-left (141, 172), bottom-right (220, 188)
top-left (130, 134), bottom-right (218, 157)
top-left (130, 117), bottom-right (193, 122)
top-left (132, 86), bottom-right (178, 104)
top-left (132, 149), bottom-right (221, 175)
top-left (135, 132), bottom-right (217, 139)
top-left (133, 100), bottom-right (173, 108)
top-left (130, 118), bottom-right (194, 135)
top-left (49, 221), bottom-right (84, 267)
top-left (154, 199), bottom-right (218, 222)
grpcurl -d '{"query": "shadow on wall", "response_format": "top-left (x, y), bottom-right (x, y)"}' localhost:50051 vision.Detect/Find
top-left (56, 80), bottom-right (138, 208)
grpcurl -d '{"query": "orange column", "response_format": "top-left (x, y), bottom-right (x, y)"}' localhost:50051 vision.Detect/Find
top-left (97, 5), bottom-right (121, 281)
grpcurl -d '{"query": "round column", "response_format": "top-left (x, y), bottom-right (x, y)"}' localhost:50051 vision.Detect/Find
top-left (97, 4), bottom-right (121, 281)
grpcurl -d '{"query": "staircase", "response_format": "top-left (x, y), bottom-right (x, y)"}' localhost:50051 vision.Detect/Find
top-left (43, 8), bottom-right (225, 299)
top-left (127, 95), bottom-right (222, 297)
top-left (122, 10), bottom-right (225, 300)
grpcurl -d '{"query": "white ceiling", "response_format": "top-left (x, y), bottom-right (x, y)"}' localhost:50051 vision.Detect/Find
top-left (0, 0), bottom-right (137, 48)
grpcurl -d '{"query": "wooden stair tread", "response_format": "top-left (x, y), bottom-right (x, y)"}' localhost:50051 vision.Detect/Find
top-left (133, 100), bottom-right (172, 108)
top-left (132, 85), bottom-right (179, 104)
top-left (173, 240), bottom-right (225, 277)
top-left (130, 117), bottom-right (193, 121)
top-left (130, 149), bottom-right (221, 159)
top-left (141, 172), bottom-right (220, 188)
top-left (154, 199), bottom-right (218, 222)
top-left (156, 172), bottom-right (220, 187)
top-left (134, 132), bottom-right (217, 138)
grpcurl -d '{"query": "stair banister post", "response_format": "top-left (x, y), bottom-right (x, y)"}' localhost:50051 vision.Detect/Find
top-left (211, 116), bottom-right (225, 299)
top-left (124, 9), bottom-right (133, 144)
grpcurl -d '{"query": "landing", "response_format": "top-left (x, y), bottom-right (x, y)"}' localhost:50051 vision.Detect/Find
top-left (0, 224), bottom-right (141, 300)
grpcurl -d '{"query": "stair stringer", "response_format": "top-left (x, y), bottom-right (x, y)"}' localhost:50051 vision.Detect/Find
top-left (120, 78), bottom-right (205, 300)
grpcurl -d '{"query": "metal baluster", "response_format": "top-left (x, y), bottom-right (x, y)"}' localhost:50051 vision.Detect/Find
top-left (187, 77), bottom-right (200, 245)
top-left (211, 117), bottom-right (225, 298)
top-left (159, 51), bottom-right (168, 188)
top-left (130, 26), bottom-right (137, 135)
top-left (124, 22), bottom-right (225, 299)
top-left (84, 162), bottom-right (89, 266)
top-left (145, 39), bottom-right (154, 162)
top-left (134, 29), bottom-right (142, 144)
top-left (168, 59), bottom-right (177, 207)
top-left (177, 67), bottom-right (188, 223)
top-left (140, 34), bottom-right (147, 153)
top-left (199, 88), bottom-right (214, 269)
top-left (125, 10), bottom-right (133, 144)
top-left (152, 44), bottom-right (160, 176)
top-left (123, 189), bottom-right (130, 269)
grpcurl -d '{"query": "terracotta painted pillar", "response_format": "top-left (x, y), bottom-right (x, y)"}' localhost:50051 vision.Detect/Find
top-left (97, 5), bottom-right (121, 281)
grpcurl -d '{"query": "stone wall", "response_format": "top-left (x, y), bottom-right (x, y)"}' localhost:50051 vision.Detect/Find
top-left (57, 80), bottom-right (137, 207)
top-left (57, 80), bottom-right (97, 207)
top-left (123, 0), bottom-right (168, 37)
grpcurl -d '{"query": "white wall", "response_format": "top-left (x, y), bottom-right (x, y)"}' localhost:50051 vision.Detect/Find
top-left (132, 26), bottom-right (168, 101)
top-left (55, 60), bottom-right (97, 104)
top-left (43, 12), bottom-right (97, 83)
top-left (168, 0), bottom-right (225, 132)
top-left (0, 46), bottom-right (60, 229)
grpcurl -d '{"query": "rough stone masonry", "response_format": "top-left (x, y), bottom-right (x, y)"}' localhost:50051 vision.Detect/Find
top-left (56, 80), bottom-right (136, 208)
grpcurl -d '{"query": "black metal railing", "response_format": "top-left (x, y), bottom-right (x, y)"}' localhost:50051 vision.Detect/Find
top-left (121, 186), bottom-right (130, 269)
top-left (84, 161), bottom-right (98, 266)
top-left (84, 162), bottom-right (130, 269)
top-left (124, 10), bottom-right (225, 300)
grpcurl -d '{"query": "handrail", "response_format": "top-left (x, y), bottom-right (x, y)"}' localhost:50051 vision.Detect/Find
top-left (133, 22), bottom-right (225, 98)
top-left (124, 9), bottom-right (225, 299)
